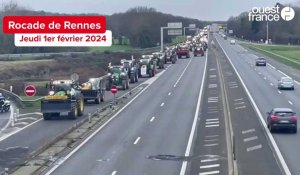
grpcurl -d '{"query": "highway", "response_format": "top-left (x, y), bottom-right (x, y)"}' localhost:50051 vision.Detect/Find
top-left (216, 34), bottom-right (298, 174)
top-left (0, 74), bottom-right (153, 172)
top-left (44, 53), bottom-right (206, 174)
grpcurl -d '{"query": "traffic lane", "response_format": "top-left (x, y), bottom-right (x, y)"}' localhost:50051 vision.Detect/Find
top-left (0, 75), bottom-right (151, 172)
top-left (216, 39), bottom-right (282, 174)
top-left (0, 110), bottom-right (11, 130)
top-left (217, 36), bottom-right (299, 174)
top-left (107, 56), bottom-right (205, 175)
top-left (49, 57), bottom-right (196, 174)
top-left (188, 48), bottom-right (228, 175)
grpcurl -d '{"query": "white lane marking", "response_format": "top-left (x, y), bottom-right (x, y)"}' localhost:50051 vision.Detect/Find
top-left (16, 117), bottom-right (38, 121)
top-left (201, 158), bottom-right (218, 163)
top-left (204, 139), bottom-right (219, 142)
top-left (216, 37), bottom-right (291, 175)
top-left (205, 135), bottom-right (219, 138)
top-left (247, 144), bottom-right (262, 152)
top-left (206, 118), bottom-right (219, 121)
top-left (288, 101), bottom-right (293, 105)
top-left (294, 80), bottom-right (300, 85)
top-left (209, 75), bottom-right (217, 78)
top-left (14, 122), bottom-right (29, 125)
top-left (111, 171), bottom-right (117, 175)
top-left (270, 83), bottom-right (273, 86)
top-left (2, 106), bottom-right (14, 131)
top-left (45, 68), bottom-right (166, 175)
top-left (243, 136), bottom-right (258, 142)
top-left (207, 111), bottom-right (218, 114)
top-left (160, 103), bottom-right (165, 107)
top-left (234, 98), bottom-right (243, 101)
top-left (168, 92), bottom-right (171, 96)
top-left (208, 97), bottom-right (219, 103)
top-left (209, 68), bottom-right (216, 71)
top-left (150, 117), bottom-right (155, 122)
top-left (0, 118), bottom-right (42, 142)
top-left (200, 164), bottom-right (220, 169)
top-left (18, 112), bottom-right (42, 117)
top-left (134, 137), bottom-right (141, 145)
top-left (242, 128), bottom-right (256, 134)
top-left (204, 143), bottom-right (219, 147)
top-left (234, 102), bottom-right (245, 105)
top-left (180, 45), bottom-right (208, 175)
top-left (278, 70), bottom-right (291, 78)
top-left (205, 124), bottom-right (219, 128)
top-left (208, 84), bottom-right (218, 88)
top-left (174, 56), bottom-right (194, 87)
top-left (235, 106), bottom-right (246, 109)
top-left (206, 121), bottom-right (220, 125)
top-left (278, 90), bottom-right (282, 94)
top-left (199, 171), bottom-right (220, 175)
top-left (267, 63), bottom-right (276, 69)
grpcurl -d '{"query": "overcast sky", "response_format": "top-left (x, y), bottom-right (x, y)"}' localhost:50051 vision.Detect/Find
top-left (7, 0), bottom-right (300, 21)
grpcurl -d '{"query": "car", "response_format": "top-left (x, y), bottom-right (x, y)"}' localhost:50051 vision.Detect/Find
top-left (230, 39), bottom-right (235, 45)
top-left (267, 108), bottom-right (297, 133)
top-left (278, 77), bottom-right (294, 90)
top-left (255, 57), bottom-right (266, 66)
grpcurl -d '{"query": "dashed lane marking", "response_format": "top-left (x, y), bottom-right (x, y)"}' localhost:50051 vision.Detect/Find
top-left (242, 128), bottom-right (255, 134)
top-left (243, 136), bottom-right (258, 142)
top-left (247, 144), bottom-right (262, 152)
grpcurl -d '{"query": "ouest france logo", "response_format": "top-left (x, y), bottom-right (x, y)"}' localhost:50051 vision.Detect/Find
top-left (248, 5), bottom-right (295, 21)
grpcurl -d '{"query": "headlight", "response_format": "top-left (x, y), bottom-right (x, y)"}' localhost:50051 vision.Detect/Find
top-left (49, 91), bottom-right (55, 95)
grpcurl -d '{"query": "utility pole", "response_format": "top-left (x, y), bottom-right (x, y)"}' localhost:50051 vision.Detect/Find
top-left (266, 22), bottom-right (269, 44)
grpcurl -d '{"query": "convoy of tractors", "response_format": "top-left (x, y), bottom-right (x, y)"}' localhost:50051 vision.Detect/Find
top-left (40, 31), bottom-right (208, 120)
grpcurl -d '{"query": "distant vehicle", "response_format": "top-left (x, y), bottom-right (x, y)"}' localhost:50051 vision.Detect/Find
top-left (278, 77), bottom-right (294, 90)
top-left (139, 56), bottom-right (156, 78)
top-left (106, 65), bottom-right (129, 90)
top-left (0, 94), bottom-right (10, 112)
top-left (193, 47), bottom-right (204, 57)
top-left (41, 80), bottom-right (84, 120)
top-left (81, 76), bottom-right (108, 104)
top-left (176, 46), bottom-right (190, 58)
top-left (152, 52), bottom-right (166, 69)
top-left (165, 49), bottom-right (177, 64)
top-left (121, 59), bottom-right (139, 83)
top-left (230, 39), bottom-right (235, 45)
top-left (255, 57), bottom-right (266, 66)
top-left (267, 108), bottom-right (297, 133)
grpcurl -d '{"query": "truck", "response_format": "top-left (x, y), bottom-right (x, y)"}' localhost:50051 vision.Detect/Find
top-left (176, 45), bottom-right (190, 58)
top-left (121, 59), bottom-right (139, 83)
top-left (41, 80), bottom-right (85, 120)
top-left (81, 76), bottom-right (108, 104)
top-left (139, 55), bottom-right (156, 77)
top-left (106, 65), bottom-right (129, 90)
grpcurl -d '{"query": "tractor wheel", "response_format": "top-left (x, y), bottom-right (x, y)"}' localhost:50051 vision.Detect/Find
top-left (130, 75), bottom-right (135, 83)
top-left (43, 113), bottom-right (52, 120)
top-left (126, 79), bottom-right (130, 89)
top-left (68, 105), bottom-right (78, 120)
top-left (135, 73), bottom-right (139, 82)
top-left (95, 95), bottom-right (101, 104)
top-left (77, 98), bottom-right (84, 116)
top-left (122, 80), bottom-right (126, 90)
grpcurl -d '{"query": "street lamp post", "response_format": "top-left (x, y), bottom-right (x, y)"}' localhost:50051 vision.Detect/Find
top-left (266, 22), bottom-right (269, 44)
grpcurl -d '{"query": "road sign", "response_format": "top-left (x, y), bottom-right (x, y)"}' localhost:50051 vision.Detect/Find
top-left (168, 29), bottom-right (182, 35)
top-left (189, 24), bottom-right (196, 28)
top-left (110, 85), bottom-right (118, 94)
top-left (167, 22), bottom-right (182, 28)
top-left (24, 85), bottom-right (36, 97)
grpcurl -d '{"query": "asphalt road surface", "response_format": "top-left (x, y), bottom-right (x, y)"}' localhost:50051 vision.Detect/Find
top-left (216, 34), bottom-right (295, 174)
top-left (45, 53), bottom-right (207, 175)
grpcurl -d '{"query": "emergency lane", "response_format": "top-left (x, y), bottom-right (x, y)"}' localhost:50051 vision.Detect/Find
top-left (44, 55), bottom-right (206, 175)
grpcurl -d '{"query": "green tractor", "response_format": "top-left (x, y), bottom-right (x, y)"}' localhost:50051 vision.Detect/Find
top-left (139, 55), bottom-right (157, 78)
top-left (106, 65), bottom-right (129, 90)
top-left (41, 79), bottom-right (85, 120)
top-left (152, 52), bottom-right (165, 69)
